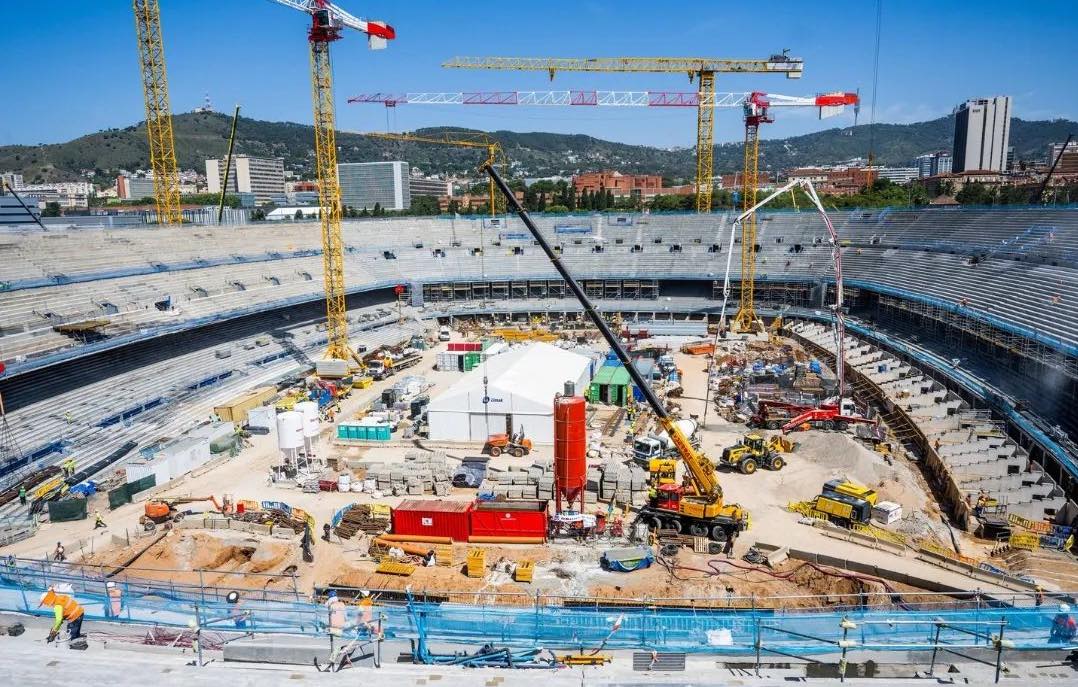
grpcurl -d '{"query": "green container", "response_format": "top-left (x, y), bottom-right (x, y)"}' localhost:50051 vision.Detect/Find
top-left (47, 498), bottom-right (88, 522)
top-left (337, 424), bottom-right (350, 440)
top-left (374, 424), bottom-right (391, 440)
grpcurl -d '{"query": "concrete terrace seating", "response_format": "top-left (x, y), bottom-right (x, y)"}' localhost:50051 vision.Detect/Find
top-left (792, 321), bottom-right (1067, 522)
top-left (2, 208), bottom-right (1078, 365)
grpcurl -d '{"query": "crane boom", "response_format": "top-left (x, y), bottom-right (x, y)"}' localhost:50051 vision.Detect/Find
top-left (483, 163), bottom-right (723, 504)
top-left (445, 53), bottom-right (803, 214)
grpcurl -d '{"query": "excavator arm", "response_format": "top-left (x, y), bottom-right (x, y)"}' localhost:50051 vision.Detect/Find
top-left (483, 163), bottom-right (724, 505)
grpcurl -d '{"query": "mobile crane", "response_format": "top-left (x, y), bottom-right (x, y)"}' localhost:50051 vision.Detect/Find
top-left (483, 164), bottom-right (747, 543)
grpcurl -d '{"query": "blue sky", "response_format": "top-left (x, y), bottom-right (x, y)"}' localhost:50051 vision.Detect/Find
top-left (2, 1), bottom-right (1075, 148)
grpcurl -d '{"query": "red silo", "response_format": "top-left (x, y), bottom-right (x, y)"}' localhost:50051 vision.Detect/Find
top-left (554, 393), bottom-right (587, 513)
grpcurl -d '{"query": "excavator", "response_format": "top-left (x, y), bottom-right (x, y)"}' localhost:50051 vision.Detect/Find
top-left (142, 495), bottom-right (231, 526)
top-left (484, 164), bottom-right (748, 543)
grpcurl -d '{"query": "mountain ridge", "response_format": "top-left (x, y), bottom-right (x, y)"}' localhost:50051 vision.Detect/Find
top-left (1, 112), bottom-right (1073, 185)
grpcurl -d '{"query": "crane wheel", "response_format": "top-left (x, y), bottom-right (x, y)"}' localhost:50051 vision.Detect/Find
top-left (689, 523), bottom-right (708, 537)
top-left (771, 457), bottom-right (785, 470)
top-left (709, 525), bottom-right (728, 542)
top-left (669, 519), bottom-right (683, 534)
top-left (488, 446), bottom-right (502, 457)
top-left (740, 459), bottom-right (757, 475)
top-left (767, 420), bottom-right (780, 430)
top-left (823, 421), bottom-right (835, 431)
top-left (648, 516), bottom-right (663, 531)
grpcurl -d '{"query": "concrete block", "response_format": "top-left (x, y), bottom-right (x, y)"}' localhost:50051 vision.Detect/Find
top-left (272, 528), bottom-right (295, 540)
top-left (407, 484), bottom-right (423, 495)
top-left (248, 523), bottom-right (272, 536)
top-left (224, 636), bottom-right (333, 666)
top-left (230, 520), bottom-right (251, 533)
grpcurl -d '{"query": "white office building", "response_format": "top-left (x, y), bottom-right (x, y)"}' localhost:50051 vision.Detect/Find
top-left (916, 152), bottom-right (953, 178)
top-left (952, 96), bottom-right (1012, 173)
top-left (206, 155), bottom-right (285, 205)
top-left (0, 172), bottom-right (24, 190)
top-left (338, 161), bottom-right (409, 211)
top-left (874, 167), bottom-right (920, 185)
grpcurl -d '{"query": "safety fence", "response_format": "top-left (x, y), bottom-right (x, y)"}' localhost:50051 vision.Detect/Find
top-left (1, 559), bottom-right (1076, 657)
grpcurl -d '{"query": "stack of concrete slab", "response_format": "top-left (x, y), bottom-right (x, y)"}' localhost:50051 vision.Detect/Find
top-left (364, 450), bottom-right (453, 496)
top-left (598, 459), bottom-right (649, 507)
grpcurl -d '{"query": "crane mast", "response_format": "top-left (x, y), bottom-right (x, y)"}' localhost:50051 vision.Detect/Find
top-left (443, 54), bottom-right (803, 214)
top-left (269, 0), bottom-right (395, 362)
top-left (132, 0), bottom-right (182, 225)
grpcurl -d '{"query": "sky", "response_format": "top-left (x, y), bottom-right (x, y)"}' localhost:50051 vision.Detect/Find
top-left (1, 1), bottom-right (1076, 148)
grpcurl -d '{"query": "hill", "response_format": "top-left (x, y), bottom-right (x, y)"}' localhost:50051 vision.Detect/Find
top-left (1, 111), bottom-right (1073, 185)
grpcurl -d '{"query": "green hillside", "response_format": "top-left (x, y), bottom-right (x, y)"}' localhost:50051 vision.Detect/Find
top-left (1, 111), bottom-right (1073, 185)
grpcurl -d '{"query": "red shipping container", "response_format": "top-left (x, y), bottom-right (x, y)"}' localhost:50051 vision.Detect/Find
top-left (470, 500), bottom-right (548, 540)
top-left (447, 343), bottom-right (463, 352)
top-left (392, 500), bottom-right (473, 541)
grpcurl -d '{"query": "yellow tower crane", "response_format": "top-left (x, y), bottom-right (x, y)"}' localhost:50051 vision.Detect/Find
top-left (442, 54), bottom-right (803, 213)
top-left (364, 131), bottom-right (506, 216)
top-left (131, 0), bottom-right (182, 225)
top-left (268, 1), bottom-right (395, 363)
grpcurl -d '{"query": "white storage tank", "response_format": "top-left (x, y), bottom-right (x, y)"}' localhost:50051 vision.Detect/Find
top-left (276, 411), bottom-right (305, 450)
top-left (295, 401), bottom-right (320, 438)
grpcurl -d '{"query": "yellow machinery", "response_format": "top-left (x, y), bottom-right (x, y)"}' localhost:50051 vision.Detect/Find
top-left (484, 163), bottom-right (747, 543)
top-left (491, 327), bottom-right (559, 342)
top-left (131, 0), bottom-right (181, 225)
top-left (364, 131), bottom-right (506, 216)
top-left (823, 478), bottom-right (877, 506)
top-left (648, 458), bottom-right (677, 487)
top-left (443, 55), bottom-right (803, 213)
top-left (270, 0), bottom-right (395, 364)
top-left (718, 433), bottom-right (787, 474)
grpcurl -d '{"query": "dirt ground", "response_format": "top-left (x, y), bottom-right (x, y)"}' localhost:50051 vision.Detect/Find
top-left (9, 331), bottom-right (1023, 604)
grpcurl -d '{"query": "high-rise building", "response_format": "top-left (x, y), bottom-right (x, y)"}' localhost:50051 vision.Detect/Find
top-left (952, 96), bottom-right (1011, 173)
top-left (206, 155), bottom-right (285, 205)
top-left (916, 152), bottom-right (953, 178)
top-left (338, 161), bottom-right (409, 211)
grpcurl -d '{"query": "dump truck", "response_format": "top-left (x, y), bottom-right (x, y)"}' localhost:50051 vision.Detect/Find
top-left (484, 163), bottom-right (747, 543)
top-left (483, 429), bottom-right (532, 457)
top-left (632, 418), bottom-right (698, 464)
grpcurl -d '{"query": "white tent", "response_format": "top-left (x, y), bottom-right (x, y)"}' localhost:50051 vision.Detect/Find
top-left (427, 343), bottom-right (593, 444)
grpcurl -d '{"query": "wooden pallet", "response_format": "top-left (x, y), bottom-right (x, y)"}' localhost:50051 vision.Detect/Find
top-left (435, 544), bottom-right (454, 567)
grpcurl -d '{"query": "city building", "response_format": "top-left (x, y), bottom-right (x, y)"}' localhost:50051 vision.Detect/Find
top-left (266, 206), bottom-right (322, 221)
top-left (409, 175), bottom-right (451, 199)
top-left (916, 152), bottom-right (953, 178)
top-left (117, 175), bottom-right (155, 200)
top-left (952, 96), bottom-right (1012, 173)
top-left (16, 181), bottom-right (94, 209)
top-left (784, 167), bottom-right (874, 195)
top-left (874, 167), bottom-right (920, 185)
top-left (573, 171), bottom-right (663, 199)
top-left (438, 191), bottom-right (525, 213)
top-left (206, 155), bottom-right (285, 205)
top-left (922, 170), bottom-right (1005, 196)
top-left (1, 172), bottom-right (24, 190)
top-left (1048, 141), bottom-right (1078, 174)
top-left (338, 161), bottom-right (409, 211)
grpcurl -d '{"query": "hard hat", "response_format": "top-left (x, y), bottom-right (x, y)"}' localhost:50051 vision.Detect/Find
top-left (1060, 603), bottom-right (1072, 613)
top-left (327, 590), bottom-right (337, 599)
top-left (226, 591), bottom-right (240, 604)
top-left (106, 582), bottom-right (115, 589)
top-left (360, 589), bottom-right (370, 597)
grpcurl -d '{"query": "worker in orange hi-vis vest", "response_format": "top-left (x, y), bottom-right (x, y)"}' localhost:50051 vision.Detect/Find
top-left (358, 590), bottom-right (375, 634)
top-left (39, 586), bottom-right (84, 642)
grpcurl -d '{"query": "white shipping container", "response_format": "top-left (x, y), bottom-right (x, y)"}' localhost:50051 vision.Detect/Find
top-left (872, 501), bottom-right (902, 525)
top-left (247, 406), bottom-right (277, 430)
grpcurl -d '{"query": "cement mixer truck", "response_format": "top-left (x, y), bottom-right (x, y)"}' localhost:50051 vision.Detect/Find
top-left (633, 418), bottom-right (699, 464)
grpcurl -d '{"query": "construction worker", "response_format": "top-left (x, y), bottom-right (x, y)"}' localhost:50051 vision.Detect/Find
top-left (18, 485), bottom-right (26, 506)
top-left (93, 510), bottom-right (107, 529)
top-left (106, 581), bottom-right (123, 618)
top-left (1035, 585), bottom-right (1045, 608)
top-left (53, 542), bottom-right (66, 562)
top-left (226, 590), bottom-right (248, 629)
top-left (39, 586), bottom-right (84, 642)
top-left (357, 590), bottom-right (374, 634)
top-left (1050, 603), bottom-right (1077, 644)
top-left (325, 591), bottom-right (347, 637)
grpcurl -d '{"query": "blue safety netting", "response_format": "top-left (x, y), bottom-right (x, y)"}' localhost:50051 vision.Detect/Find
top-left (1, 561), bottom-right (1075, 654)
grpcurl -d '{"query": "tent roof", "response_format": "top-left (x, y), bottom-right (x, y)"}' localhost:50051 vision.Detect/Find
top-left (428, 343), bottom-right (592, 413)
top-left (592, 365), bottom-right (631, 386)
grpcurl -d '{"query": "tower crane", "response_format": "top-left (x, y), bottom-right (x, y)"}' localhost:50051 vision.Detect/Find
top-left (363, 131), bottom-right (506, 216)
top-left (132, 0), bottom-right (181, 225)
top-left (442, 54), bottom-right (804, 213)
top-left (733, 91), bottom-right (859, 333)
top-left (267, 1), bottom-right (394, 364)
